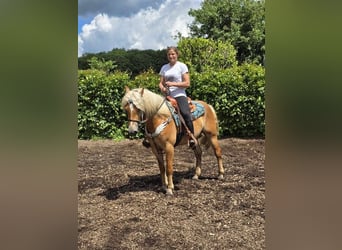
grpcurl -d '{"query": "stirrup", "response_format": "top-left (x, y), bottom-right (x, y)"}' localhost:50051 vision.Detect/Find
top-left (189, 138), bottom-right (197, 150)
top-left (142, 138), bottom-right (151, 148)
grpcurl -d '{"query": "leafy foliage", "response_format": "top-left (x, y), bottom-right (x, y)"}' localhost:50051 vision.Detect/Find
top-left (78, 49), bottom-right (168, 78)
top-left (87, 57), bottom-right (117, 74)
top-left (178, 38), bottom-right (238, 73)
top-left (78, 65), bottom-right (264, 139)
top-left (130, 68), bottom-right (161, 93)
top-left (188, 64), bottom-right (265, 137)
top-left (78, 69), bottom-right (130, 139)
top-left (188, 0), bottom-right (265, 64)
top-left (78, 38), bottom-right (265, 139)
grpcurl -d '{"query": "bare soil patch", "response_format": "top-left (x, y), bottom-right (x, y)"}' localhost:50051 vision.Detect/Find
top-left (78, 138), bottom-right (265, 249)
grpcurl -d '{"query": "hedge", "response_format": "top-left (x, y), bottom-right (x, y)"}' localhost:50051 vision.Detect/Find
top-left (188, 63), bottom-right (265, 137)
top-left (78, 69), bottom-right (130, 139)
top-left (78, 64), bottom-right (265, 139)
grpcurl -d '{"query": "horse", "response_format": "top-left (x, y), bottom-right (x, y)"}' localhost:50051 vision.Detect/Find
top-left (121, 86), bottom-right (224, 195)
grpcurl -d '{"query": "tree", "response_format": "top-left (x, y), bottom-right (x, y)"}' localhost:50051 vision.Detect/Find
top-left (78, 49), bottom-right (168, 78)
top-left (177, 37), bottom-right (238, 73)
top-left (188, 0), bottom-right (265, 64)
top-left (88, 57), bottom-right (117, 74)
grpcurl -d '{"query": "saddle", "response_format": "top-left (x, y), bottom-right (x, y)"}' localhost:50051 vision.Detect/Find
top-left (165, 96), bottom-right (204, 148)
top-left (166, 96), bottom-right (196, 113)
top-left (165, 95), bottom-right (205, 123)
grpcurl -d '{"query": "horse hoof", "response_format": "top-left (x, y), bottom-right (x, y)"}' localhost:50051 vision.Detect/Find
top-left (165, 189), bottom-right (173, 196)
top-left (218, 174), bottom-right (224, 180)
top-left (192, 175), bottom-right (199, 180)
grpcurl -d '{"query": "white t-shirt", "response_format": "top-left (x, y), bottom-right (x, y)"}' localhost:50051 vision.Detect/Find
top-left (159, 61), bottom-right (189, 98)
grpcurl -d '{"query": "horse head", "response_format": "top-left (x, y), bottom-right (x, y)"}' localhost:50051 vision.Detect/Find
top-left (122, 87), bottom-right (146, 135)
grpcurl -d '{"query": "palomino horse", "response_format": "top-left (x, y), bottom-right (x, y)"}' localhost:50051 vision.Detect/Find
top-left (122, 87), bottom-right (224, 195)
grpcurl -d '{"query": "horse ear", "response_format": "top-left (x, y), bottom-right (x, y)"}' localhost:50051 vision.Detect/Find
top-left (140, 88), bottom-right (144, 96)
top-left (124, 86), bottom-right (130, 93)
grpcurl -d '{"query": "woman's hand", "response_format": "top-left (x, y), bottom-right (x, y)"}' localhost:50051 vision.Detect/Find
top-left (161, 86), bottom-right (168, 93)
top-left (165, 81), bottom-right (180, 87)
top-left (165, 81), bottom-right (173, 87)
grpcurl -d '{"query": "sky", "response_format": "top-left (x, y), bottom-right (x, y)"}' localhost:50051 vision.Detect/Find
top-left (78, 0), bottom-right (203, 57)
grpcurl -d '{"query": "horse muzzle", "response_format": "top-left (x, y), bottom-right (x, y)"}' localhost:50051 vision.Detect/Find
top-left (128, 122), bottom-right (139, 134)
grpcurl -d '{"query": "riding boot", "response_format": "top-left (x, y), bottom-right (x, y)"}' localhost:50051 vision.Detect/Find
top-left (184, 117), bottom-right (196, 149)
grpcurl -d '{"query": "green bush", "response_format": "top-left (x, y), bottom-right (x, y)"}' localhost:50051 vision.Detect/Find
top-left (78, 69), bottom-right (130, 139)
top-left (178, 38), bottom-right (238, 73)
top-left (188, 63), bottom-right (265, 137)
top-left (129, 68), bottom-right (160, 93)
top-left (78, 64), bottom-right (265, 139)
top-left (177, 37), bottom-right (264, 137)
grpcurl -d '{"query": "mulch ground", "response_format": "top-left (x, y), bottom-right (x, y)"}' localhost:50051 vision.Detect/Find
top-left (78, 137), bottom-right (265, 249)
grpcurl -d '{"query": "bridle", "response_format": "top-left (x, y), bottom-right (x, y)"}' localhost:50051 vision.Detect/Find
top-left (127, 99), bottom-right (148, 124)
top-left (126, 93), bottom-right (173, 139)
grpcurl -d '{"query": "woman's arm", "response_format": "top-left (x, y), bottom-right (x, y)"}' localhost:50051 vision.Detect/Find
top-left (165, 72), bottom-right (190, 88)
top-left (159, 76), bottom-right (167, 93)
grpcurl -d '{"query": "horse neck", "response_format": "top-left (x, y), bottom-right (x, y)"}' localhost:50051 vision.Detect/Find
top-left (142, 92), bottom-right (169, 118)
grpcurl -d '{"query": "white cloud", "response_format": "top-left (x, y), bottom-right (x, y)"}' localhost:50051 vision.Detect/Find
top-left (78, 0), bottom-right (202, 56)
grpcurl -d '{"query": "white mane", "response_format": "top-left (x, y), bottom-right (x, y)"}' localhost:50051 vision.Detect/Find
top-left (122, 88), bottom-right (170, 118)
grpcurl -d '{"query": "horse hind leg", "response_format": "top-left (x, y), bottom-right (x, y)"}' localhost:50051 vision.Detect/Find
top-left (209, 135), bottom-right (224, 179)
top-left (203, 104), bottom-right (224, 179)
top-left (201, 132), bottom-right (224, 179)
top-left (192, 145), bottom-right (202, 180)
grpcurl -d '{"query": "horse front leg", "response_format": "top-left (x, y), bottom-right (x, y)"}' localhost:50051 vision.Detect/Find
top-left (192, 145), bottom-right (203, 180)
top-left (164, 143), bottom-right (175, 195)
top-left (150, 142), bottom-right (168, 190)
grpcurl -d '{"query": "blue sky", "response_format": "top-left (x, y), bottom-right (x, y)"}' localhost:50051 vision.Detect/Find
top-left (78, 0), bottom-right (203, 57)
top-left (78, 16), bottom-right (92, 34)
top-left (78, 16), bottom-right (93, 34)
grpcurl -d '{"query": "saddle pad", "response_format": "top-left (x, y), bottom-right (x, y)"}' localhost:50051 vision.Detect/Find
top-left (191, 101), bottom-right (205, 120)
top-left (166, 101), bottom-right (205, 128)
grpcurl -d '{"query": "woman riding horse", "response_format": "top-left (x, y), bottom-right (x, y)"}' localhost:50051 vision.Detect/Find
top-left (122, 87), bottom-right (224, 195)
